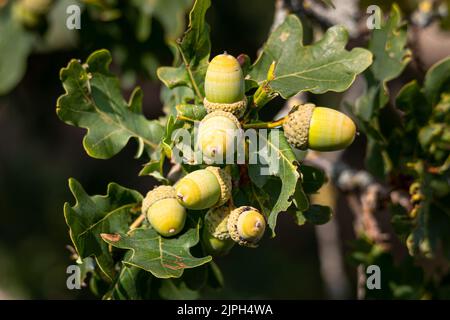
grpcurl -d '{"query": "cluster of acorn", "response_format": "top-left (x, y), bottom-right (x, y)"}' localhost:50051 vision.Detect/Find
top-left (197, 53), bottom-right (357, 163)
top-left (141, 53), bottom-right (356, 255)
top-left (142, 166), bottom-right (266, 255)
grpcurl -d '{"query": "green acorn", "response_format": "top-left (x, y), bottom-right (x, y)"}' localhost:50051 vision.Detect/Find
top-left (142, 186), bottom-right (186, 237)
top-left (202, 205), bottom-right (234, 256)
top-left (204, 53), bottom-right (247, 119)
top-left (227, 206), bottom-right (266, 248)
top-left (282, 104), bottom-right (356, 151)
top-left (197, 110), bottom-right (241, 163)
top-left (175, 167), bottom-right (231, 210)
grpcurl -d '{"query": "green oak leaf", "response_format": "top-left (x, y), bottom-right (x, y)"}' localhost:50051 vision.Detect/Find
top-left (131, 0), bottom-right (193, 41)
top-left (161, 85), bottom-right (196, 117)
top-left (248, 129), bottom-right (300, 235)
top-left (0, 9), bottom-right (34, 95)
top-left (176, 104), bottom-right (207, 121)
top-left (303, 204), bottom-right (333, 225)
top-left (369, 4), bottom-right (411, 91)
top-left (353, 5), bottom-right (410, 178)
top-left (355, 4), bottom-right (410, 120)
top-left (423, 56), bottom-right (450, 106)
top-left (64, 178), bottom-right (143, 281)
top-left (56, 49), bottom-right (164, 159)
top-left (301, 165), bottom-right (326, 194)
top-left (101, 223), bottom-right (212, 279)
top-left (104, 264), bottom-right (153, 300)
top-left (249, 14), bottom-right (372, 98)
top-left (157, 0), bottom-right (211, 100)
top-left (159, 278), bottom-right (200, 300)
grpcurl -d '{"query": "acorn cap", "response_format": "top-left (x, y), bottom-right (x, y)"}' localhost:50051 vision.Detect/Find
top-left (227, 206), bottom-right (266, 248)
top-left (205, 166), bottom-right (232, 207)
top-left (200, 110), bottom-right (242, 130)
top-left (142, 185), bottom-right (176, 215)
top-left (204, 205), bottom-right (231, 240)
top-left (203, 96), bottom-right (247, 119)
top-left (282, 103), bottom-right (315, 150)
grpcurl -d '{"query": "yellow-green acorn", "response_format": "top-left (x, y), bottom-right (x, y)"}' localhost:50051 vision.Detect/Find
top-left (175, 167), bottom-right (231, 210)
top-left (282, 104), bottom-right (356, 152)
top-left (204, 53), bottom-right (247, 119)
top-left (142, 186), bottom-right (186, 237)
top-left (227, 206), bottom-right (266, 248)
top-left (197, 111), bottom-right (241, 163)
top-left (202, 227), bottom-right (235, 256)
top-left (202, 205), bottom-right (235, 256)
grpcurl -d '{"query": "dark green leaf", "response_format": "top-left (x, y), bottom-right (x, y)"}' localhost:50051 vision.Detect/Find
top-left (369, 4), bottom-right (410, 85)
top-left (104, 263), bottom-right (153, 300)
top-left (158, 278), bottom-right (200, 299)
top-left (248, 130), bottom-right (300, 235)
top-left (176, 104), bottom-right (207, 121)
top-left (303, 204), bottom-right (332, 225)
top-left (300, 165), bottom-right (326, 194)
top-left (293, 180), bottom-right (309, 212)
top-left (101, 222), bottom-right (212, 279)
top-left (157, 0), bottom-right (211, 99)
top-left (56, 49), bottom-right (164, 159)
top-left (161, 85), bottom-right (196, 117)
top-left (64, 178), bottom-right (143, 281)
top-left (249, 15), bottom-right (372, 98)
top-left (423, 56), bottom-right (450, 106)
top-left (396, 80), bottom-right (431, 127)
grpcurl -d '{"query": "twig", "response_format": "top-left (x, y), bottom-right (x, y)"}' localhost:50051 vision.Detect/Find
top-left (176, 43), bottom-right (204, 100)
top-left (270, 0), bottom-right (291, 32)
top-left (242, 116), bottom-right (287, 129)
top-left (304, 151), bottom-right (411, 213)
top-left (305, 151), bottom-right (410, 299)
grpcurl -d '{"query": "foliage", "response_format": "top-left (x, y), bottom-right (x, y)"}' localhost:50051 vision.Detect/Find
top-left (350, 4), bottom-right (450, 299)
top-left (0, 0), bottom-right (194, 95)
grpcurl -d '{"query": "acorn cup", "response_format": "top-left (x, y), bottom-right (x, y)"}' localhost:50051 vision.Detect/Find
top-left (197, 110), bottom-right (242, 164)
top-left (204, 53), bottom-right (247, 119)
top-left (227, 206), bottom-right (266, 248)
top-left (142, 186), bottom-right (187, 237)
top-left (282, 104), bottom-right (357, 152)
top-left (175, 166), bottom-right (232, 210)
top-left (202, 205), bottom-right (235, 256)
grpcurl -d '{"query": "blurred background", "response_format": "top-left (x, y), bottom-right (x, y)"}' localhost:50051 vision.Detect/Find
top-left (0, 0), bottom-right (449, 299)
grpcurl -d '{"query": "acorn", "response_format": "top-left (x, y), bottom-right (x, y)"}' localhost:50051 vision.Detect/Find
top-left (175, 167), bottom-right (231, 210)
top-left (282, 104), bottom-right (356, 152)
top-left (227, 206), bottom-right (266, 248)
top-left (202, 205), bottom-right (234, 256)
top-left (202, 227), bottom-right (235, 256)
top-left (142, 186), bottom-right (186, 237)
top-left (205, 205), bottom-right (232, 240)
top-left (204, 53), bottom-right (247, 119)
top-left (197, 111), bottom-right (241, 163)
